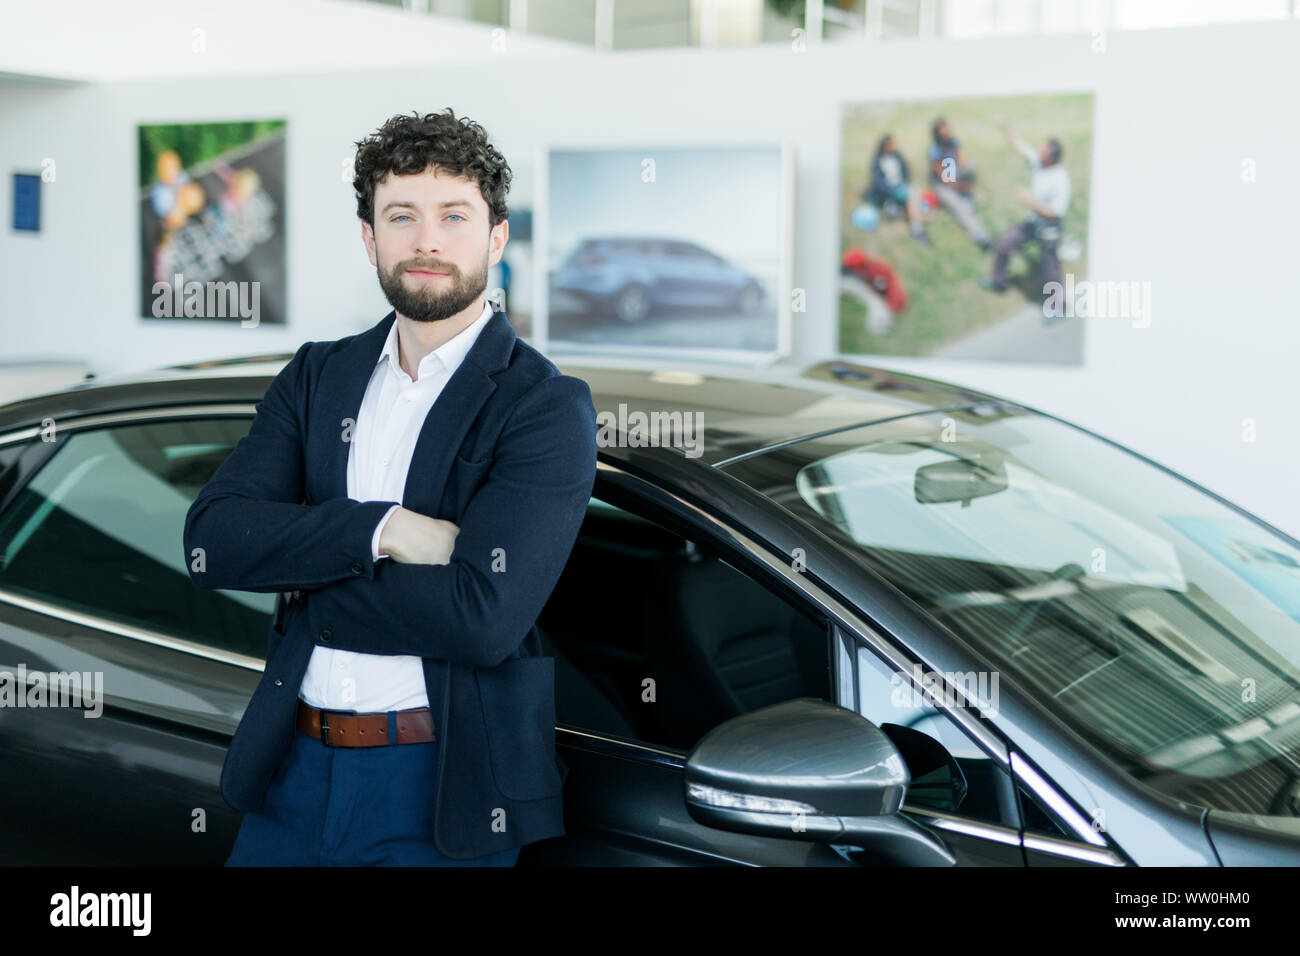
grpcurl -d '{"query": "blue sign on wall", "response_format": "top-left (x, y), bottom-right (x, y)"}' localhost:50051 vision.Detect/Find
top-left (13, 173), bottom-right (41, 232)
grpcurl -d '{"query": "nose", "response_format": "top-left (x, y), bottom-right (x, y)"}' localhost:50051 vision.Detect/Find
top-left (412, 218), bottom-right (444, 259)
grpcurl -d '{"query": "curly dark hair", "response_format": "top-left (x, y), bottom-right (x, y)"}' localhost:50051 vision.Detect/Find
top-left (352, 108), bottom-right (511, 231)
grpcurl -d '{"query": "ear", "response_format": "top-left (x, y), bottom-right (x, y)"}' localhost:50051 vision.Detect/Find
top-left (362, 220), bottom-right (377, 267)
top-left (489, 219), bottom-right (508, 267)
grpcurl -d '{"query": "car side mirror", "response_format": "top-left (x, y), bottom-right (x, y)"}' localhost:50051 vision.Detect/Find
top-left (683, 698), bottom-right (956, 866)
top-left (877, 723), bottom-right (968, 814)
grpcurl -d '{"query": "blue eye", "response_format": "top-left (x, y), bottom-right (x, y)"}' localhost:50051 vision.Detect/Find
top-left (447, 214), bottom-right (465, 222)
top-left (393, 215), bottom-right (412, 222)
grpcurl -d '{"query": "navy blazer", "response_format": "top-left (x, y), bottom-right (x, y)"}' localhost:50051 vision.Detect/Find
top-left (182, 307), bottom-right (598, 859)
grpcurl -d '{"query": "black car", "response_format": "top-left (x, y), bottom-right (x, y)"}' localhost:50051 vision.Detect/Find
top-left (0, 355), bottom-right (1298, 866)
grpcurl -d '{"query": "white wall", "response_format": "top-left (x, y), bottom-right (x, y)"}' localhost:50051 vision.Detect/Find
top-left (1, 20), bottom-right (1298, 535)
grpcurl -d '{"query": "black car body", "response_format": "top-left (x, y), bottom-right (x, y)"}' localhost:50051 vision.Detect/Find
top-left (0, 353), bottom-right (1298, 866)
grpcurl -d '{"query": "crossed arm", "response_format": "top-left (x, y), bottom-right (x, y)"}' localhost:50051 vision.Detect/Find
top-left (183, 341), bottom-right (599, 670)
top-left (183, 341), bottom-right (401, 593)
top-left (307, 374), bottom-right (598, 668)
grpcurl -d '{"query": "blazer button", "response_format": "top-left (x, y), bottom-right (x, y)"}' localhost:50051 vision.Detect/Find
top-left (273, 679), bottom-right (282, 686)
top-left (350, 562), bottom-right (363, 574)
top-left (320, 629), bottom-right (333, 642)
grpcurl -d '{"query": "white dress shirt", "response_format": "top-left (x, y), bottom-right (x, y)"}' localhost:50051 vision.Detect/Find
top-left (298, 298), bottom-right (495, 713)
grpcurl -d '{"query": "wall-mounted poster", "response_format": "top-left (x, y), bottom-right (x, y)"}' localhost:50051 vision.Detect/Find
top-left (138, 119), bottom-right (287, 326)
top-left (839, 93), bottom-right (1094, 364)
top-left (540, 145), bottom-right (792, 364)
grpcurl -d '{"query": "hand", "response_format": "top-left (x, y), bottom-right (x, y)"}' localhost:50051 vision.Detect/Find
top-left (378, 507), bottom-right (460, 565)
top-left (1018, 187), bottom-right (1034, 205)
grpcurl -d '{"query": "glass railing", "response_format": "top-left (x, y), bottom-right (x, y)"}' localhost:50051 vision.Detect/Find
top-left (353, 0), bottom-right (1298, 51)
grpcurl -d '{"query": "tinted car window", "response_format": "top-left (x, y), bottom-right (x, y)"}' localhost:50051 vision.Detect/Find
top-left (539, 497), bottom-right (833, 752)
top-left (0, 418), bottom-right (274, 660)
top-left (0, 440), bottom-right (30, 508)
top-left (673, 242), bottom-right (720, 263)
top-left (1018, 782), bottom-right (1071, 838)
top-left (725, 404), bottom-right (1300, 820)
top-left (855, 643), bottom-right (1019, 829)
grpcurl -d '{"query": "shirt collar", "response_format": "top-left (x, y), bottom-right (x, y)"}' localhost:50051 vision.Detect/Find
top-left (378, 299), bottom-right (495, 380)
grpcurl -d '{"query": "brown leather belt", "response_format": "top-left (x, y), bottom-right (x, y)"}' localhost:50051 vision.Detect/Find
top-left (296, 698), bottom-right (436, 747)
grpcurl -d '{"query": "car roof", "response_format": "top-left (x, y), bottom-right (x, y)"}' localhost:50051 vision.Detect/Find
top-left (0, 352), bottom-right (1019, 467)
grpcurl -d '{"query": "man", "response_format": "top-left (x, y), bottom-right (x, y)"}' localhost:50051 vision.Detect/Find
top-left (980, 121), bottom-right (1071, 301)
top-left (927, 117), bottom-right (991, 249)
top-left (183, 108), bottom-right (598, 866)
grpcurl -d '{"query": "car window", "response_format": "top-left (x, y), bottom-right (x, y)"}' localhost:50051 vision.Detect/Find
top-left (666, 241), bottom-right (706, 259)
top-left (854, 642), bottom-right (1020, 829)
top-left (0, 418), bottom-right (275, 660)
top-left (684, 244), bottom-right (721, 264)
top-left (538, 496), bottom-right (833, 752)
top-left (1017, 782), bottom-right (1071, 838)
top-left (726, 404), bottom-right (1300, 820)
top-left (0, 440), bottom-right (31, 508)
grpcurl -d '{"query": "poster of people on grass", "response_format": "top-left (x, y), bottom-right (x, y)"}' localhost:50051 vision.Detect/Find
top-left (839, 93), bottom-right (1094, 364)
top-left (138, 120), bottom-right (287, 326)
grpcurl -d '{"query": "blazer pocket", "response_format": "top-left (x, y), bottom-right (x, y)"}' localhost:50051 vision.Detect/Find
top-left (475, 655), bottom-right (564, 802)
top-left (451, 453), bottom-right (493, 517)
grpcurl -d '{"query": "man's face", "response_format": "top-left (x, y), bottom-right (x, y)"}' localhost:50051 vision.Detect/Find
top-left (363, 164), bottom-right (506, 323)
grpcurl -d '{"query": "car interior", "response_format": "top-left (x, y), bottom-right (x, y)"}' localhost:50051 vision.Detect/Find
top-left (537, 497), bottom-right (833, 753)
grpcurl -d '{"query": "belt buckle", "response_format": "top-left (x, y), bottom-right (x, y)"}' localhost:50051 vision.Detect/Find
top-left (318, 708), bottom-right (335, 747)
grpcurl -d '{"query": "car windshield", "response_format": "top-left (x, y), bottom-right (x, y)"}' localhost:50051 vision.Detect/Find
top-left (722, 403), bottom-right (1300, 818)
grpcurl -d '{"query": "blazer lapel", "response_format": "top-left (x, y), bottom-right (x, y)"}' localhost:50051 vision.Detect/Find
top-left (401, 307), bottom-right (515, 511)
top-left (310, 311), bottom-right (393, 504)
top-left (309, 306), bottom-right (517, 512)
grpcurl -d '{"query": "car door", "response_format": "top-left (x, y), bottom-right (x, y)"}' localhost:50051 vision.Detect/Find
top-left (527, 464), bottom-right (1102, 866)
top-left (528, 490), bottom-right (850, 865)
top-left (0, 409), bottom-right (266, 864)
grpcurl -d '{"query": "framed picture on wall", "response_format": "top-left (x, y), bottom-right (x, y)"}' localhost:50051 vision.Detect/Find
top-left (839, 92), bottom-right (1095, 365)
top-left (138, 119), bottom-right (287, 325)
top-left (535, 143), bottom-right (794, 365)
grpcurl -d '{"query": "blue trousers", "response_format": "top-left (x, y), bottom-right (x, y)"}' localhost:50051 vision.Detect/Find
top-left (225, 710), bottom-right (520, 867)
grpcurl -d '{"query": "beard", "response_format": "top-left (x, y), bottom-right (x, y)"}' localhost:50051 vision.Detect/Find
top-left (376, 250), bottom-right (488, 323)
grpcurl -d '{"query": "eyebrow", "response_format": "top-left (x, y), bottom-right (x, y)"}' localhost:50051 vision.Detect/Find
top-left (380, 199), bottom-right (474, 215)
